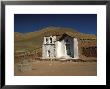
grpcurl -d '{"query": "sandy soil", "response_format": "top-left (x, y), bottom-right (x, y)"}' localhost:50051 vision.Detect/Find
top-left (14, 61), bottom-right (97, 76)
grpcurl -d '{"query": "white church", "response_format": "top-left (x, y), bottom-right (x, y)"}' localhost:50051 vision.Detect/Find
top-left (42, 33), bottom-right (79, 60)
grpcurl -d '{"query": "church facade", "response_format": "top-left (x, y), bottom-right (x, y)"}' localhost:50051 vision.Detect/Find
top-left (42, 34), bottom-right (79, 59)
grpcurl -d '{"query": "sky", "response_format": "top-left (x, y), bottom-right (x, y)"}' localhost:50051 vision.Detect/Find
top-left (14, 14), bottom-right (97, 34)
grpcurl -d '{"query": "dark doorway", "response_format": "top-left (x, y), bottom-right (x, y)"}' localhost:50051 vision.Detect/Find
top-left (66, 44), bottom-right (71, 55)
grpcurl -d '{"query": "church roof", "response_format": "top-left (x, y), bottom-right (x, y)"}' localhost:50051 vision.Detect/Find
top-left (56, 33), bottom-right (73, 41)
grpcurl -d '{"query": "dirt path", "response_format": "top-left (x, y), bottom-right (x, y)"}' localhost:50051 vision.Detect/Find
top-left (15, 61), bottom-right (97, 76)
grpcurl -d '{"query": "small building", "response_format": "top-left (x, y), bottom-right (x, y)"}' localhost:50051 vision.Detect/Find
top-left (42, 33), bottom-right (79, 59)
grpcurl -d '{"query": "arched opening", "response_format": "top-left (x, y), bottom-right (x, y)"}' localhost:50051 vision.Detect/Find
top-left (50, 37), bottom-right (52, 43)
top-left (48, 50), bottom-right (50, 57)
top-left (46, 38), bottom-right (48, 43)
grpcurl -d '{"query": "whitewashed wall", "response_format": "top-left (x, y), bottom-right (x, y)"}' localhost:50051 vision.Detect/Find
top-left (55, 41), bottom-right (65, 58)
top-left (42, 45), bottom-right (55, 59)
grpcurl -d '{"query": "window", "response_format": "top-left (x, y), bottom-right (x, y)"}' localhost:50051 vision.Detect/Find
top-left (66, 39), bottom-right (70, 43)
top-left (66, 39), bottom-right (68, 42)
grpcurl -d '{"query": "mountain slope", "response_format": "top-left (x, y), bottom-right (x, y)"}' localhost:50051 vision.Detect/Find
top-left (14, 26), bottom-right (96, 51)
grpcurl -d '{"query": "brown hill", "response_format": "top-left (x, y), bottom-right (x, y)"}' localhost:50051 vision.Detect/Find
top-left (14, 26), bottom-right (96, 51)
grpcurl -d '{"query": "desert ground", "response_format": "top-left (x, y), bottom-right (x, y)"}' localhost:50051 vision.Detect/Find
top-left (14, 60), bottom-right (97, 76)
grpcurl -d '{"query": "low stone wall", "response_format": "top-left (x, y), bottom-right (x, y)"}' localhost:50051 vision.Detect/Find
top-left (81, 46), bottom-right (97, 57)
top-left (16, 59), bottom-right (32, 72)
top-left (17, 63), bottom-right (32, 72)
